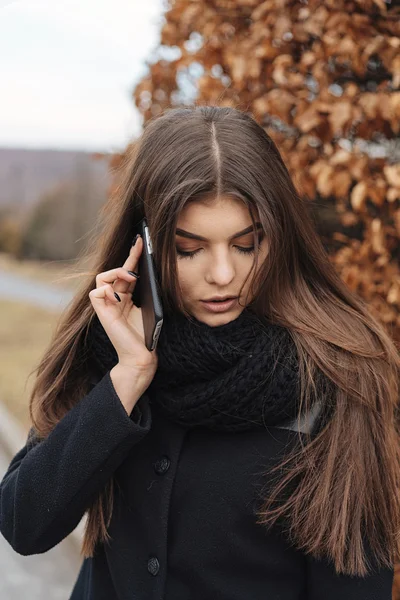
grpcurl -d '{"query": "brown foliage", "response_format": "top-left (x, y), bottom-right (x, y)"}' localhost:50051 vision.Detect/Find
top-left (127, 0), bottom-right (400, 346)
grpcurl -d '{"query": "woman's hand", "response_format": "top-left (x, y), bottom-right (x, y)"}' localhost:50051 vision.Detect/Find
top-left (89, 235), bottom-right (158, 389)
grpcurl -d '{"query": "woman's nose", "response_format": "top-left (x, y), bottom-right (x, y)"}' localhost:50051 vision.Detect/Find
top-left (207, 254), bottom-right (235, 285)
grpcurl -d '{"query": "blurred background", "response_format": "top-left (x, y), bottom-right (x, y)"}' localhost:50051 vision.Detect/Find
top-left (0, 0), bottom-right (399, 597)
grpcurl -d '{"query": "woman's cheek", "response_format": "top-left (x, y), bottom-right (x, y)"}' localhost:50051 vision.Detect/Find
top-left (176, 264), bottom-right (191, 293)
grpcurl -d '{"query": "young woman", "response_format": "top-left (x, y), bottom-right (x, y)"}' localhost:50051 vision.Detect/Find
top-left (1, 106), bottom-right (399, 600)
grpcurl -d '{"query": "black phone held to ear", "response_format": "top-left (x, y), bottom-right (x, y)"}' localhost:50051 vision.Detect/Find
top-left (131, 218), bottom-right (163, 351)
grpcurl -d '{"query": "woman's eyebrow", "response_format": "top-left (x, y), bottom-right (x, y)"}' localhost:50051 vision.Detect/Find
top-left (175, 222), bottom-right (262, 242)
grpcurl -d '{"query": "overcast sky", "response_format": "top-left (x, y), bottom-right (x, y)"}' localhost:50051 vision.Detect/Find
top-left (0, 0), bottom-right (166, 152)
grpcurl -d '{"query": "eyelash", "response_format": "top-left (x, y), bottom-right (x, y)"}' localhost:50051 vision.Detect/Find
top-left (176, 237), bottom-right (264, 260)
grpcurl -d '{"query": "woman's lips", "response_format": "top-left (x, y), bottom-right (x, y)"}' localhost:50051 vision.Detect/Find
top-left (200, 298), bottom-right (238, 313)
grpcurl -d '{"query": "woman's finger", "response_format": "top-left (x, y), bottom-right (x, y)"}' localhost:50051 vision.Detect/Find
top-left (114, 235), bottom-right (143, 294)
top-left (89, 283), bottom-right (121, 317)
top-left (96, 266), bottom-right (139, 293)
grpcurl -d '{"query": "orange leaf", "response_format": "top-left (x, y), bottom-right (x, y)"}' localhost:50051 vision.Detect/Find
top-left (351, 181), bottom-right (368, 212)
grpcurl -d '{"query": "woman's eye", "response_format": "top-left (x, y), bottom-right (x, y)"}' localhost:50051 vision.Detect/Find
top-left (235, 235), bottom-right (264, 255)
top-left (176, 248), bottom-right (200, 259)
top-left (176, 237), bottom-right (263, 260)
top-left (176, 236), bottom-right (264, 258)
top-left (235, 246), bottom-right (256, 255)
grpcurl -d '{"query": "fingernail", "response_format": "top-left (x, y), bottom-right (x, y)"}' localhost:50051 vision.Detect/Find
top-left (131, 234), bottom-right (140, 247)
top-left (127, 270), bottom-right (140, 279)
top-left (114, 292), bottom-right (121, 302)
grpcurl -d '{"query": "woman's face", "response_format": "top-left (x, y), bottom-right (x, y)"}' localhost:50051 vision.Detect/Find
top-left (175, 195), bottom-right (268, 326)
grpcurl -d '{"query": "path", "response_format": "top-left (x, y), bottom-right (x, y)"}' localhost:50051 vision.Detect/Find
top-left (0, 269), bottom-right (74, 311)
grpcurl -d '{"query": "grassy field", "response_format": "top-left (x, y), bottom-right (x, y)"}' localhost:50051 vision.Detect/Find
top-left (0, 299), bottom-right (61, 431)
top-left (0, 253), bottom-right (82, 430)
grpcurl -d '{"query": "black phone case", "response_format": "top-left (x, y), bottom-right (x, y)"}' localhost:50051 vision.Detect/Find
top-left (131, 218), bottom-right (163, 351)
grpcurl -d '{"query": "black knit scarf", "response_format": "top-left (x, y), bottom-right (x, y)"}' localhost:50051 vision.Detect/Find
top-left (88, 307), bottom-right (303, 432)
top-left (89, 308), bottom-right (299, 431)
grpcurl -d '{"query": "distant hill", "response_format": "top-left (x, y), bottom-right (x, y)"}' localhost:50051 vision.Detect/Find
top-left (0, 147), bottom-right (111, 210)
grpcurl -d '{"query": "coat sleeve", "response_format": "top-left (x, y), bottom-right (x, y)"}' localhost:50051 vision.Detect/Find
top-left (0, 369), bottom-right (152, 556)
top-left (306, 548), bottom-right (394, 599)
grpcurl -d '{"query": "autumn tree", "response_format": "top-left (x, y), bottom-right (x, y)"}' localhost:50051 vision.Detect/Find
top-left (130, 0), bottom-right (400, 342)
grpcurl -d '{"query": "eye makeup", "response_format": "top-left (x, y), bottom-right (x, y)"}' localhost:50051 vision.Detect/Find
top-left (176, 234), bottom-right (265, 260)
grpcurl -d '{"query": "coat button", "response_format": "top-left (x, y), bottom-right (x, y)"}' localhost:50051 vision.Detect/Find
top-left (153, 456), bottom-right (170, 475)
top-left (147, 556), bottom-right (160, 576)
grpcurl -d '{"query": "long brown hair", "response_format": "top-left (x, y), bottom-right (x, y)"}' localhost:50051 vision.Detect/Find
top-left (28, 105), bottom-right (400, 576)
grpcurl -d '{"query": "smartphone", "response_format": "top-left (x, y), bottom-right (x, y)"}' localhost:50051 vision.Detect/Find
top-left (131, 218), bottom-right (163, 351)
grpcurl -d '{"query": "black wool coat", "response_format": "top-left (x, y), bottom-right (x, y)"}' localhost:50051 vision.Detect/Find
top-left (0, 368), bottom-right (394, 599)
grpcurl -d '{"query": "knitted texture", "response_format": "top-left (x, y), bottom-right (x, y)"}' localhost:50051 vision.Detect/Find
top-left (88, 307), bottom-right (302, 432)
